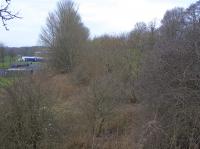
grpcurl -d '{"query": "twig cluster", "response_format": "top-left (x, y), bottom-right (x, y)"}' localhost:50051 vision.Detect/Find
top-left (0, 0), bottom-right (20, 30)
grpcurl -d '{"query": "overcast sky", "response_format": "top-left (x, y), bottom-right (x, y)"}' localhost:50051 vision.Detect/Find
top-left (0, 0), bottom-right (197, 47)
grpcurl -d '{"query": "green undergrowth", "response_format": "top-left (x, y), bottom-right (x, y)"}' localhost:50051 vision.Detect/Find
top-left (0, 77), bottom-right (13, 88)
top-left (0, 56), bottom-right (16, 69)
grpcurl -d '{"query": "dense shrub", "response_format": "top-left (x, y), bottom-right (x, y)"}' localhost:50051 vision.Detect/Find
top-left (0, 77), bottom-right (61, 149)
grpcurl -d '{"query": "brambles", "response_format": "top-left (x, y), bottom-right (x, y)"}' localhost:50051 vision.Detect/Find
top-left (0, 77), bottom-right (61, 149)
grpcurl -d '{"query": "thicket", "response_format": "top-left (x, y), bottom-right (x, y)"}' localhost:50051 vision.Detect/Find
top-left (136, 1), bottom-right (200, 148)
top-left (0, 0), bottom-right (200, 148)
top-left (0, 76), bottom-right (61, 149)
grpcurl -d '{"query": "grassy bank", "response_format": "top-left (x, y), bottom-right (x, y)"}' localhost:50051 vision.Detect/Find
top-left (0, 56), bottom-right (16, 69)
top-left (0, 77), bottom-right (13, 88)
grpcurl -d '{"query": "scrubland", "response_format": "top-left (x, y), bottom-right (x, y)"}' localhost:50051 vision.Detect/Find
top-left (0, 0), bottom-right (200, 149)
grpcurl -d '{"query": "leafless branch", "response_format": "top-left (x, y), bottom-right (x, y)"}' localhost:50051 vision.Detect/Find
top-left (0, 0), bottom-right (21, 30)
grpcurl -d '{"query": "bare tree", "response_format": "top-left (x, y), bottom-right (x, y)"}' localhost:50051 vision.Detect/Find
top-left (161, 7), bottom-right (185, 40)
top-left (41, 0), bottom-right (89, 72)
top-left (128, 22), bottom-right (148, 50)
top-left (185, 0), bottom-right (200, 58)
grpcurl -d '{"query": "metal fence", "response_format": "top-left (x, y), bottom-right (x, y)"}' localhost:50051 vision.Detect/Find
top-left (0, 69), bottom-right (8, 77)
top-left (0, 69), bottom-right (33, 77)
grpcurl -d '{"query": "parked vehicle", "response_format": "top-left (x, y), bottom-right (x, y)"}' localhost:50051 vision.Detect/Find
top-left (19, 56), bottom-right (44, 62)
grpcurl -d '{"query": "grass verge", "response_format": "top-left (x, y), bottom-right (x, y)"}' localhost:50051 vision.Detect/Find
top-left (0, 77), bottom-right (13, 88)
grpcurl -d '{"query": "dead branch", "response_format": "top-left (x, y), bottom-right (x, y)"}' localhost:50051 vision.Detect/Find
top-left (0, 0), bottom-right (21, 30)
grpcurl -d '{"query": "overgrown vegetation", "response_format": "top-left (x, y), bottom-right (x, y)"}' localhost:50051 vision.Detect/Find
top-left (0, 0), bottom-right (200, 148)
top-left (136, 2), bottom-right (200, 148)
